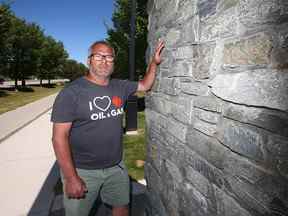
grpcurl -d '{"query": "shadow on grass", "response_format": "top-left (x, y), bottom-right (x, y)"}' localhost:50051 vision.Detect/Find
top-left (0, 90), bottom-right (8, 97)
top-left (17, 86), bottom-right (34, 92)
top-left (42, 83), bottom-right (57, 88)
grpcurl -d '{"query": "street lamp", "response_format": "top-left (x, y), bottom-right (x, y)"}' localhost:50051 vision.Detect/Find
top-left (125, 0), bottom-right (138, 134)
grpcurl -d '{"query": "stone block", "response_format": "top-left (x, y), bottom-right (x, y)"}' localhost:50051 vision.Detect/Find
top-left (180, 16), bottom-right (200, 43)
top-left (165, 29), bottom-right (181, 47)
top-left (169, 60), bottom-right (193, 77)
top-left (153, 0), bottom-right (165, 10)
top-left (216, 118), bottom-right (265, 162)
top-left (217, 0), bottom-right (239, 14)
top-left (145, 165), bottom-right (168, 216)
top-left (223, 152), bottom-right (272, 184)
top-left (200, 17), bottom-right (219, 42)
top-left (159, 68), bottom-right (170, 78)
top-left (222, 33), bottom-right (272, 65)
top-left (277, 160), bottom-right (288, 179)
top-left (255, 176), bottom-right (288, 208)
top-left (184, 165), bottom-right (211, 198)
top-left (194, 96), bottom-right (223, 113)
top-left (184, 146), bottom-right (225, 189)
top-left (178, 182), bottom-right (212, 216)
top-left (159, 77), bottom-right (181, 96)
top-left (223, 103), bottom-right (288, 137)
top-left (146, 93), bottom-right (172, 116)
top-left (164, 159), bottom-right (183, 185)
top-left (170, 95), bottom-right (194, 125)
top-left (209, 69), bottom-right (288, 111)
top-left (167, 118), bottom-right (188, 143)
top-left (213, 185), bottom-right (252, 216)
top-left (172, 45), bottom-right (195, 59)
top-left (180, 78), bottom-right (210, 96)
top-left (209, 41), bottom-right (225, 77)
top-left (164, 139), bottom-right (186, 170)
top-left (198, 0), bottom-right (217, 19)
top-left (266, 134), bottom-right (288, 158)
top-left (145, 108), bottom-right (168, 134)
top-left (145, 162), bottom-right (163, 193)
top-left (238, 0), bottom-right (287, 28)
top-left (150, 76), bottom-right (161, 93)
top-left (194, 118), bottom-right (217, 137)
top-left (271, 25), bottom-right (288, 70)
top-left (194, 108), bottom-right (220, 124)
top-left (158, 0), bottom-right (180, 26)
top-left (200, 5), bottom-right (238, 41)
top-left (186, 129), bottom-right (229, 170)
top-left (192, 43), bottom-right (216, 79)
top-left (216, 6), bottom-right (238, 38)
top-left (224, 175), bottom-right (286, 215)
top-left (176, 0), bottom-right (197, 22)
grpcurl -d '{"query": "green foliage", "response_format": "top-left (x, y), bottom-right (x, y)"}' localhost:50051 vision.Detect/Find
top-left (62, 59), bottom-right (88, 81)
top-left (6, 18), bottom-right (45, 86)
top-left (0, 3), bottom-right (84, 87)
top-left (0, 3), bottom-right (13, 74)
top-left (106, 0), bottom-right (148, 80)
top-left (38, 36), bottom-right (68, 83)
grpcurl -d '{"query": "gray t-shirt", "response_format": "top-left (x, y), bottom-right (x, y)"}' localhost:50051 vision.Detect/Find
top-left (51, 76), bottom-right (138, 169)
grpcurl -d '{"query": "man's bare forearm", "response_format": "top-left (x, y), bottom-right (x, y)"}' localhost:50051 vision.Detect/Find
top-left (52, 126), bottom-right (78, 180)
top-left (138, 60), bottom-right (158, 92)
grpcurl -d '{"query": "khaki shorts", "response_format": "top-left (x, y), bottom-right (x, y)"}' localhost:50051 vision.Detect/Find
top-left (61, 161), bottom-right (130, 216)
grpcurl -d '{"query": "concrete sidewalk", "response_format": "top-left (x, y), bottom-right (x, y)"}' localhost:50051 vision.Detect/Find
top-left (0, 93), bottom-right (149, 216)
top-left (0, 94), bottom-right (57, 143)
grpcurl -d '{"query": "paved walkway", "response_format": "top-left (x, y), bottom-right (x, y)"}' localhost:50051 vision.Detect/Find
top-left (0, 94), bottom-right (148, 216)
top-left (0, 94), bottom-right (58, 216)
top-left (0, 94), bottom-right (57, 143)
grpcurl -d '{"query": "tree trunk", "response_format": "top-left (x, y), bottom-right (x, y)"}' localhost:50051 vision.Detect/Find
top-left (40, 79), bottom-right (42, 87)
top-left (15, 78), bottom-right (18, 90)
top-left (21, 79), bottom-right (26, 87)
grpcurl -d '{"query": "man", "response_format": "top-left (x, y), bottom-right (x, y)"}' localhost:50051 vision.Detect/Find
top-left (51, 40), bottom-right (164, 216)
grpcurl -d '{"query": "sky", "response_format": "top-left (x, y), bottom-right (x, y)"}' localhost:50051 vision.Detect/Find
top-left (5, 0), bottom-right (115, 65)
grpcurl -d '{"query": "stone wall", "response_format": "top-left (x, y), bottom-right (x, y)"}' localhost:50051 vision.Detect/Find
top-left (145, 0), bottom-right (288, 215)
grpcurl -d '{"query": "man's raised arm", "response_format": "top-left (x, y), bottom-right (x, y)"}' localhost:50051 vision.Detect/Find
top-left (138, 40), bottom-right (165, 92)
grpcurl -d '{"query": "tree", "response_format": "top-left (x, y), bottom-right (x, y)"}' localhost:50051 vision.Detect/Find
top-left (0, 3), bottom-right (13, 77)
top-left (106, 0), bottom-right (148, 80)
top-left (61, 59), bottom-right (88, 81)
top-left (38, 36), bottom-right (68, 85)
top-left (5, 16), bottom-right (45, 88)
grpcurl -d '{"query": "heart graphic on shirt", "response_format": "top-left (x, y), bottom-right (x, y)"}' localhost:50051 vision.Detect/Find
top-left (93, 96), bottom-right (111, 112)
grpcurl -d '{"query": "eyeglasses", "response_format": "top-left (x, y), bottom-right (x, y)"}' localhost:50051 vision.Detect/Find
top-left (90, 53), bottom-right (114, 62)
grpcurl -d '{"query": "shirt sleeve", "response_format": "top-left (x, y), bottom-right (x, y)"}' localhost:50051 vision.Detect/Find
top-left (121, 80), bottom-right (138, 100)
top-left (51, 87), bottom-right (78, 123)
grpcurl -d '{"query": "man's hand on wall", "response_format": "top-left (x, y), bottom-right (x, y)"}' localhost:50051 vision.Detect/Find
top-left (152, 40), bottom-right (165, 65)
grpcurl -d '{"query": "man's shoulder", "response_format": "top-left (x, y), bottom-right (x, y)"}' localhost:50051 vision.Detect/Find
top-left (111, 78), bottom-right (137, 85)
top-left (59, 77), bottom-right (85, 96)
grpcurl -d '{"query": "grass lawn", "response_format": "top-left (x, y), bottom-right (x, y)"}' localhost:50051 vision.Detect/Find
top-left (0, 84), bottom-right (64, 115)
top-left (123, 111), bottom-right (146, 181)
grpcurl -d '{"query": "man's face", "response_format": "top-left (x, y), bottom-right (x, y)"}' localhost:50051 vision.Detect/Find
top-left (88, 44), bottom-right (114, 79)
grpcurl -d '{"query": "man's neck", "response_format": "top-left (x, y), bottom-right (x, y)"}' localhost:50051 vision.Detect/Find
top-left (85, 73), bottom-right (110, 86)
